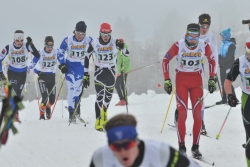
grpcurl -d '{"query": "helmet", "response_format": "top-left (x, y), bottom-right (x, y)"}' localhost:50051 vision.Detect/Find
top-left (246, 37), bottom-right (250, 53)
top-left (100, 23), bottom-right (112, 33)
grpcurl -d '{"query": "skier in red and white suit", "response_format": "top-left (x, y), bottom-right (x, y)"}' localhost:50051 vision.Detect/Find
top-left (162, 23), bottom-right (217, 158)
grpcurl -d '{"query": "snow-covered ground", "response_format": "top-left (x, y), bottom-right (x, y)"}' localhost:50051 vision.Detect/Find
top-left (0, 88), bottom-right (246, 167)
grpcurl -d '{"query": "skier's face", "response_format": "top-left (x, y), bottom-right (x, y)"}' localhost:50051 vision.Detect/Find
top-left (186, 34), bottom-right (199, 45)
top-left (100, 32), bottom-right (111, 42)
top-left (74, 31), bottom-right (85, 41)
top-left (14, 39), bottom-right (23, 47)
top-left (45, 42), bottom-right (54, 53)
top-left (200, 24), bottom-right (210, 35)
top-left (110, 139), bottom-right (140, 167)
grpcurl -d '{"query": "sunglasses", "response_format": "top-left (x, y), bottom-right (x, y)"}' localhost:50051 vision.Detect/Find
top-left (45, 44), bottom-right (54, 48)
top-left (15, 40), bottom-right (23, 42)
top-left (100, 32), bottom-right (111, 37)
top-left (109, 140), bottom-right (135, 151)
top-left (187, 35), bottom-right (199, 40)
top-left (75, 31), bottom-right (86, 35)
top-left (200, 25), bottom-right (210, 29)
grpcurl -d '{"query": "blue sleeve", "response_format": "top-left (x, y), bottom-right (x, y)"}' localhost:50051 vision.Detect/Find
top-left (58, 37), bottom-right (68, 64)
top-left (32, 57), bottom-right (39, 67)
top-left (34, 68), bottom-right (39, 74)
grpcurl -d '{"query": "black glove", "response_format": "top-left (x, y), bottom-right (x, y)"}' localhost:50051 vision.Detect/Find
top-left (0, 71), bottom-right (7, 82)
top-left (58, 64), bottom-right (68, 74)
top-left (164, 79), bottom-right (172, 95)
top-left (26, 37), bottom-right (33, 45)
top-left (227, 94), bottom-right (237, 107)
top-left (83, 74), bottom-right (90, 89)
top-left (208, 77), bottom-right (217, 93)
top-left (116, 39), bottom-right (124, 50)
top-left (37, 71), bottom-right (44, 77)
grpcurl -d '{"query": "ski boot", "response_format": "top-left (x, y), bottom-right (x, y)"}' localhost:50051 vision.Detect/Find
top-left (191, 144), bottom-right (202, 159)
top-left (201, 121), bottom-right (207, 135)
top-left (174, 109), bottom-right (178, 126)
top-left (69, 112), bottom-right (76, 123)
top-left (179, 143), bottom-right (187, 156)
top-left (39, 104), bottom-right (46, 120)
top-left (101, 106), bottom-right (108, 127)
top-left (95, 117), bottom-right (104, 131)
top-left (46, 102), bottom-right (52, 119)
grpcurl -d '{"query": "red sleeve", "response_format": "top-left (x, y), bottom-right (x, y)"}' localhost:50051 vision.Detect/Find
top-left (204, 42), bottom-right (216, 77)
top-left (162, 42), bottom-right (179, 80)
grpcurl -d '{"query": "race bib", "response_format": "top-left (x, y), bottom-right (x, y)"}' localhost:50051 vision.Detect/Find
top-left (70, 50), bottom-right (85, 60)
top-left (180, 58), bottom-right (201, 70)
top-left (42, 60), bottom-right (56, 70)
top-left (97, 52), bottom-right (114, 63)
top-left (11, 55), bottom-right (26, 67)
top-left (245, 76), bottom-right (250, 91)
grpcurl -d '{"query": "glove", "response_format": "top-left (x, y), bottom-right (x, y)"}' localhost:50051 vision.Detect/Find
top-left (208, 77), bottom-right (217, 93)
top-left (26, 37), bottom-right (33, 45)
top-left (83, 74), bottom-right (90, 89)
top-left (0, 71), bottom-right (6, 82)
top-left (164, 79), bottom-right (172, 95)
top-left (37, 71), bottom-right (44, 77)
top-left (116, 39), bottom-right (124, 50)
top-left (58, 64), bottom-right (68, 74)
top-left (227, 94), bottom-right (237, 107)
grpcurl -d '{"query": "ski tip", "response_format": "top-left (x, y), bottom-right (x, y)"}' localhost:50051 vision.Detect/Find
top-left (212, 162), bottom-right (215, 166)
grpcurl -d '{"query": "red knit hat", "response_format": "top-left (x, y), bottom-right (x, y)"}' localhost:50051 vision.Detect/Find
top-left (246, 37), bottom-right (250, 53)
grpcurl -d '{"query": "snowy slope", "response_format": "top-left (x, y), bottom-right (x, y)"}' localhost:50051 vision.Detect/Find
top-left (0, 88), bottom-right (246, 167)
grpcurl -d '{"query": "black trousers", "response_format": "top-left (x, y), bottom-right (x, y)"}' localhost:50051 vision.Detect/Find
top-left (219, 67), bottom-right (236, 101)
top-left (94, 68), bottom-right (115, 118)
top-left (242, 92), bottom-right (250, 160)
top-left (38, 73), bottom-right (56, 106)
top-left (115, 74), bottom-right (127, 100)
top-left (7, 70), bottom-right (27, 97)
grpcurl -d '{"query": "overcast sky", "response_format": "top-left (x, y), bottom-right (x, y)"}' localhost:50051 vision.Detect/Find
top-left (0, 0), bottom-right (250, 49)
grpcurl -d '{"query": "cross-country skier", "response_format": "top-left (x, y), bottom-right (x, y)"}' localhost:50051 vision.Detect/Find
top-left (174, 13), bottom-right (218, 135)
top-left (90, 114), bottom-right (201, 167)
top-left (115, 43), bottom-right (131, 106)
top-left (224, 37), bottom-right (250, 167)
top-left (0, 30), bottom-right (40, 121)
top-left (84, 22), bottom-right (125, 131)
top-left (57, 21), bottom-right (93, 123)
top-left (28, 36), bottom-right (59, 120)
top-left (162, 23), bottom-right (217, 159)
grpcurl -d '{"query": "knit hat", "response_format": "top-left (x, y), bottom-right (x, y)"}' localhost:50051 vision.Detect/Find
top-left (220, 28), bottom-right (231, 40)
top-left (198, 13), bottom-right (211, 25)
top-left (186, 23), bottom-right (200, 35)
top-left (44, 36), bottom-right (54, 44)
top-left (75, 21), bottom-right (87, 32)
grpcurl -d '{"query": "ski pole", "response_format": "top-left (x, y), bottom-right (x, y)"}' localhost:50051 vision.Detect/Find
top-left (216, 74), bottom-right (223, 99)
top-left (49, 76), bottom-right (65, 119)
top-left (160, 87), bottom-right (176, 133)
top-left (34, 77), bottom-right (40, 114)
top-left (243, 138), bottom-right (250, 148)
top-left (216, 107), bottom-right (232, 139)
top-left (126, 61), bottom-right (160, 74)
